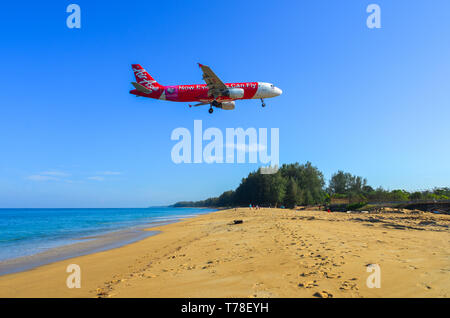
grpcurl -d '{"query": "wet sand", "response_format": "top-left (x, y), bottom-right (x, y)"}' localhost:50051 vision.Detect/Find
top-left (0, 208), bottom-right (448, 298)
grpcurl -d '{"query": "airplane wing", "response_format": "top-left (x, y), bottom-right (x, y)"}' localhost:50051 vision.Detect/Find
top-left (198, 63), bottom-right (227, 98)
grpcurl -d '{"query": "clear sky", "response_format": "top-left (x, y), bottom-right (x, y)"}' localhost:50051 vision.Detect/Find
top-left (0, 1), bottom-right (449, 208)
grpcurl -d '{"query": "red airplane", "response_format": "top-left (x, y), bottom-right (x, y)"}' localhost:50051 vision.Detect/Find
top-left (129, 63), bottom-right (282, 114)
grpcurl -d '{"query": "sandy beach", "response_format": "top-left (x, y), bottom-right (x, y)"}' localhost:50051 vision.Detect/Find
top-left (0, 208), bottom-right (448, 298)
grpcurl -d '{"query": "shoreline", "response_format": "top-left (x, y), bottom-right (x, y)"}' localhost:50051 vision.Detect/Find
top-left (0, 208), bottom-right (217, 277)
top-left (0, 208), bottom-right (448, 298)
top-left (0, 225), bottom-right (163, 277)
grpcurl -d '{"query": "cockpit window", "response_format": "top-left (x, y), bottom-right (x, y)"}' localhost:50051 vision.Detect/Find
top-left (270, 84), bottom-right (274, 88)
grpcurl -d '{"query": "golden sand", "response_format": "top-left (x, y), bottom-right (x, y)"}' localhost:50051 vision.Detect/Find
top-left (0, 208), bottom-right (448, 298)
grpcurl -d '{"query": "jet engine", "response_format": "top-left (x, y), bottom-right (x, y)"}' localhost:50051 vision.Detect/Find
top-left (219, 101), bottom-right (235, 110)
top-left (223, 88), bottom-right (244, 99)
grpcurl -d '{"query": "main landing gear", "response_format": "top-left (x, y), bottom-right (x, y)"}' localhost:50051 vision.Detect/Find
top-left (208, 100), bottom-right (220, 114)
top-left (261, 98), bottom-right (266, 107)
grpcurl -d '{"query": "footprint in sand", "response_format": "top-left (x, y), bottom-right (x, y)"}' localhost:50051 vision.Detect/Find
top-left (339, 281), bottom-right (359, 291)
top-left (298, 280), bottom-right (319, 288)
top-left (299, 271), bottom-right (315, 277)
top-left (313, 290), bottom-right (333, 298)
top-left (323, 272), bottom-right (338, 279)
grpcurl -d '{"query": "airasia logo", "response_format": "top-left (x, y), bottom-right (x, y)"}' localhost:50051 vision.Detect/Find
top-left (133, 68), bottom-right (148, 79)
top-left (133, 67), bottom-right (158, 91)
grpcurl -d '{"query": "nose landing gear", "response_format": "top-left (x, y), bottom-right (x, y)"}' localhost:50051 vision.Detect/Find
top-left (261, 98), bottom-right (266, 107)
top-left (208, 107), bottom-right (214, 114)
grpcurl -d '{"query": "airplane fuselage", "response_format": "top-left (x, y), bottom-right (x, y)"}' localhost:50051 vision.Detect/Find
top-left (129, 64), bottom-right (282, 112)
top-left (130, 82), bottom-right (281, 103)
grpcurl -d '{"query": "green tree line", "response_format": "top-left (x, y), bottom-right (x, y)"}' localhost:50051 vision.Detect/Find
top-left (172, 162), bottom-right (450, 209)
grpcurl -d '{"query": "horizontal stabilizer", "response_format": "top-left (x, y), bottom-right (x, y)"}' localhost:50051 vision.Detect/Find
top-left (131, 82), bottom-right (152, 94)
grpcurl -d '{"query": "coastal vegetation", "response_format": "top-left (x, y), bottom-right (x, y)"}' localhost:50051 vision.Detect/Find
top-left (173, 162), bottom-right (450, 209)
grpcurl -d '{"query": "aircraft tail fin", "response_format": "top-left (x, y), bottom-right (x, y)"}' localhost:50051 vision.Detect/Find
top-left (131, 64), bottom-right (163, 89)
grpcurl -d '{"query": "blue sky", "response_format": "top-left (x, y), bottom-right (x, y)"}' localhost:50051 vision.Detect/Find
top-left (0, 1), bottom-right (449, 208)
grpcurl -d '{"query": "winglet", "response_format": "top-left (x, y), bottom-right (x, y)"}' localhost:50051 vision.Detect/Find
top-left (198, 63), bottom-right (204, 68)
